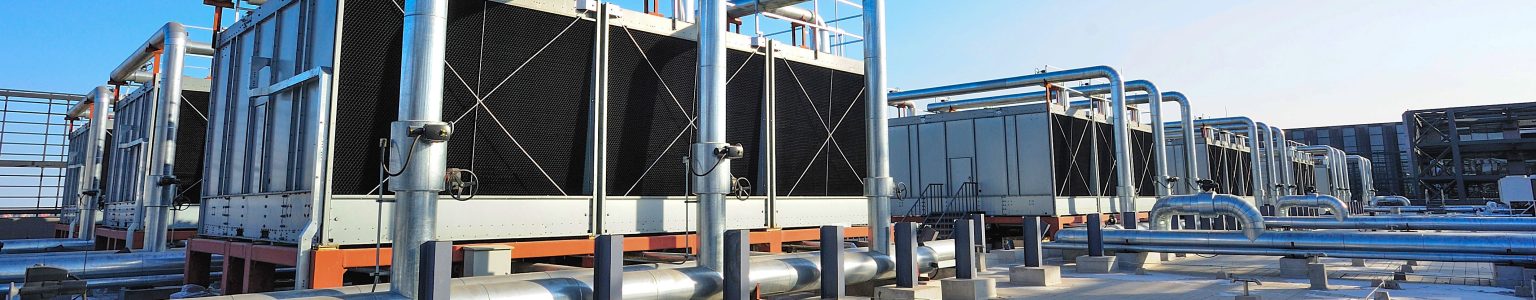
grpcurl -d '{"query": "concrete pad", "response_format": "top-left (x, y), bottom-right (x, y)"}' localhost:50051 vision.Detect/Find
top-left (1307, 263), bottom-right (1329, 290)
top-left (1159, 252), bottom-right (1175, 262)
top-left (1516, 281), bottom-right (1533, 297)
top-left (1404, 260), bottom-right (1418, 266)
top-left (1075, 255), bottom-right (1116, 274)
top-left (1234, 296), bottom-right (1261, 300)
top-left (1278, 257), bottom-right (1313, 278)
top-left (873, 285), bottom-right (942, 300)
top-left (1399, 264), bottom-right (1414, 274)
top-left (1351, 258), bottom-right (1366, 267)
top-left (1371, 291), bottom-right (1391, 300)
top-left (940, 278), bottom-right (996, 300)
top-left (990, 249), bottom-right (1024, 262)
top-left (1115, 252), bottom-right (1158, 271)
top-left (1009, 265), bottom-right (1061, 286)
top-left (1369, 279), bottom-right (1402, 290)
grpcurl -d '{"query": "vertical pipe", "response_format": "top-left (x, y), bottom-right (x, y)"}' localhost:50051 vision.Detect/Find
top-left (1144, 86), bottom-right (1169, 197)
top-left (390, 0), bottom-right (450, 297)
top-left (724, 230), bottom-right (750, 300)
top-left (1023, 216), bottom-right (1042, 268)
top-left (954, 219), bottom-right (976, 279)
top-left (1169, 93), bottom-right (1199, 195)
top-left (1087, 214), bottom-right (1104, 257)
top-left (1108, 76), bottom-right (1134, 230)
top-left (595, 235), bottom-right (622, 300)
top-left (142, 23), bottom-right (190, 253)
top-left (862, 0), bottom-right (894, 255)
top-left (588, 2), bottom-right (611, 236)
top-left (78, 86), bottom-right (113, 241)
top-left (693, 0), bottom-right (732, 272)
top-left (894, 222), bottom-right (917, 288)
top-left (819, 225), bottom-right (844, 299)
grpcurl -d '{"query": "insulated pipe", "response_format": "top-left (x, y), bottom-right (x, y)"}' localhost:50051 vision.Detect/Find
top-left (1364, 206), bottom-right (1483, 213)
top-left (388, 0), bottom-right (450, 297)
top-left (1055, 227), bottom-right (1536, 256)
top-left (1264, 216), bottom-right (1536, 231)
top-left (123, 22), bottom-right (194, 253)
top-left (889, 66), bottom-right (1134, 220)
top-left (0, 238), bottom-right (95, 254)
top-left (1147, 192), bottom-right (1266, 240)
top-left (0, 251), bottom-right (202, 282)
top-left (75, 86), bottom-right (112, 241)
top-left (1043, 243), bottom-right (1536, 264)
top-left (1297, 146), bottom-right (1343, 196)
top-left (1274, 194), bottom-right (1349, 220)
top-left (862, 0), bottom-right (894, 254)
top-left (212, 241), bottom-right (957, 299)
top-left (692, 0), bottom-right (732, 272)
top-left (1039, 81), bottom-right (1170, 197)
top-left (106, 23), bottom-right (213, 84)
top-left (1254, 122), bottom-right (1276, 203)
top-left (1185, 117), bottom-right (1265, 202)
top-left (1372, 195), bottom-right (1411, 207)
top-left (726, 0), bottom-right (810, 19)
top-left (1270, 127), bottom-right (1292, 195)
top-left (1137, 92), bottom-right (1199, 194)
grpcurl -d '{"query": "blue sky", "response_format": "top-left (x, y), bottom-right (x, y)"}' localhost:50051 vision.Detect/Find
top-left (0, 0), bottom-right (1532, 129)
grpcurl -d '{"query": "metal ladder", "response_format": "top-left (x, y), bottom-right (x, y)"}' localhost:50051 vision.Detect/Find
top-left (915, 182), bottom-right (980, 240)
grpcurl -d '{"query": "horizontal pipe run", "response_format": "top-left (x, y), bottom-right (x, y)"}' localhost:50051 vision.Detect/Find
top-left (1265, 216), bottom-right (1536, 231)
top-left (0, 250), bottom-right (209, 283)
top-left (888, 66), bottom-right (1119, 102)
top-left (1056, 228), bottom-right (1536, 255)
top-left (1043, 242), bottom-right (1536, 264)
top-left (213, 240), bottom-right (957, 299)
top-left (0, 238), bottom-right (94, 254)
top-left (1364, 206), bottom-right (1484, 213)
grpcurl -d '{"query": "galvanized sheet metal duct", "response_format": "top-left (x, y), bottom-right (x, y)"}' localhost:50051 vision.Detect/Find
top-left (1148, 192), bottom-right (1266, 240)
top-left (1056, 227), bottom-right (1536, 255)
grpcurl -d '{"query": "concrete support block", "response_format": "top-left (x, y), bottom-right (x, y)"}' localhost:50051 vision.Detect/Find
top-left (990, 249), bottom-right (1024, 262)
top-left (1370, 291), bottom-right (1391, 300)
top-left (1494, 264), bottom-right (1526, 288)
top-left (1404, 260), bottom-right (1418, 266)
top-left (1308, 263), bottom-right (1329, 290)
top-left (940, 278), bottom-right (996, 300)
top-left (1234, 296), bottom-right (1261, 300)
top-left (1369, 279), bottom-right (1402, 290)
top-left (1115, 252), bottom-right (1158, 271)
top-left (1009, 265), bottom-right (1061, 286)
top-left (462, 245), bottom-right (513, 277)
top-left (1351, 258), bottom-right (1366, 267)
top-left (1159, 252), bottom-right (1175, 262)
top-left (1516, 281), bottom-right (1533, 297)
top-left (1175, 253), bottom-right (1187, 258)
top-left (873, 285), bottom-right (942, 300)
top-left (1400, 264), bottom-right (1414, 274)
top-left (1278, 257), bottom-right (1314, 278)
top-left (1076, 255), bottom-right (1116, 274)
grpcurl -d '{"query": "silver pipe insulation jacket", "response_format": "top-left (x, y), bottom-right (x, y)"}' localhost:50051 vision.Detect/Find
top-left (1265, 216), bottom-right (1536, 231)
top-left (862, 0), bottom-right (894, 254)
top-left (1043, 242), bottom-right (1536, 264)
top-left (211, 241), bottom-right (957, 299)
top-left (141, 21), bottom-right (192, 253)
top-left (1270, 126), bottom-right (1292, 195)
top-left (1187, 117), bottom-right (1266, 203)
top-left (1371, 196), bottom-right (1411, 207)
top-left (692, 0), bottom-right (732, 272)
top-left (1048, 81), bottom-right (1169, 197)
top-left (1056, 227), bottom-right (1536, 255)
top-left (1148, 193), bottom-right (1266, 240)
top-left (1274, 194), bottom-right (1350, 221)
top-left (0, 250), bottom-right (211, 283)
top-left (1363, 206), bottom-right (1484, 213)
top-left (0, 238), bottom-right (95, 254)
top-left (726, 0), bottom-right (811, 19)
top-left (388, 0), bottom-right (451, 297)
top-left (106, 22), bottom-right (214, 84)
top-left (0, 272), bottom-right (215, 295)
top-left (78, 85), bottom-right (112, 240)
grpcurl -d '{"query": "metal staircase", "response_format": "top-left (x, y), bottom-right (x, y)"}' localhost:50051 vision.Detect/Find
top-left (905, 182), bottom-right (980, 240)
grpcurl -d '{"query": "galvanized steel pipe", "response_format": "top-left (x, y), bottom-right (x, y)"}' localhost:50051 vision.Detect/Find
top-left (388, 0), bottom-right (451, 297)
top-left (692, 0), bottom-right (733, 272)
top-left (1183, 117), bottom-right (1265, 203)
top-left (1056, 228), bottom-right (1536, 255)
top-left (1275, 194), bottom-right (1349, 220)
top-left (1148, 192), bottom-right (1266, 240)
top-left (863, 0), bottom-right (894, 254)
top-left (125, 22), bottom-right (194, 253)
top-left (77, 85), bottom-right (112, 241)
top-left (0, 250), bottom-right (202, 283)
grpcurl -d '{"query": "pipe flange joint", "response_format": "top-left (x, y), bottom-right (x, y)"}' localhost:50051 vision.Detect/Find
top-left (690, 143), bottom-right (733, 195)
top-left (865, 176), bottom-right (895, 197)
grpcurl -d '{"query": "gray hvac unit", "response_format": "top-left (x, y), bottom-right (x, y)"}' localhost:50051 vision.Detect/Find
top-left (60, 102), bottom-right (112, 232)
top-left (888, 101), bottom-right (1159, 217)
top-left (1167, 127), bottom-right (1258, 197)
top-left (202, 0), bottom-right (869, 246)
top-left (99, 80), bottom-right (209, 231)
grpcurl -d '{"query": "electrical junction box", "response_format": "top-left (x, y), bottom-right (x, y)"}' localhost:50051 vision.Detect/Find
top-left (462, 245), bottom-right (513, 277)
top-left (1498, 175), bottom-right (1535, 205)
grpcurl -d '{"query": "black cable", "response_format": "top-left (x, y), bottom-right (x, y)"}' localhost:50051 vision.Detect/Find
top-left (689, 152), bottom-right (727, 177)
top-left (382, 136), bottom-right (423, 177)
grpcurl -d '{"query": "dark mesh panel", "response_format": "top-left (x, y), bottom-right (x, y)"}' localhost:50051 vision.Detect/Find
top-left (775, 59), bottom-right (865, 196)
top-left (442, 2), bottom-right (594, 195)
top-left (606, 27), bottom-right (697, 196)
top-left (331, 0), bottom-right (403, 195)
top-left (332, 1), bottom-right (594, 195)
top-left (174, 90), bottom-right (209, 204)
top-left (1130, 129), bottom-right (1156, 196)
top-left (725, 51), bottom-right (766, 195)
top-left (1051, 115), bottom-right (1094, 196)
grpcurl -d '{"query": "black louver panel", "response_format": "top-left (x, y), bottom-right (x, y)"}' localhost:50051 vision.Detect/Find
top-left (774, 59), bottom-right (865, 196)
top-left (175, 90), bottom-right (209, 204)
